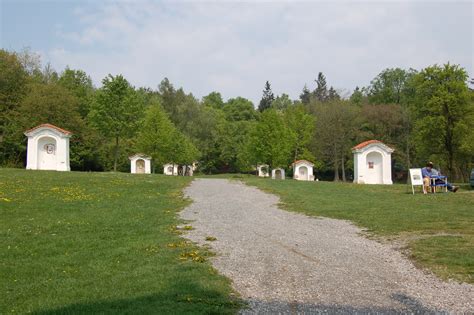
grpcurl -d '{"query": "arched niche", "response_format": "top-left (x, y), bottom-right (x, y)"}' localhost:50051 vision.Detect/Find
top-left (24, 124), bottom-right (72, 171)
top-left (37, 136), bottom-right (58, 170)
top-left (352, 140), bottom-right (393, 185)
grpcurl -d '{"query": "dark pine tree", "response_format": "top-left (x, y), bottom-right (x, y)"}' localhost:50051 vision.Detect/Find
top-left (258, 81), bottom-right (275, 112)
top-left (328, 86), bottom-right (340, 101)
top-left (299, 84), bottom-right (311, 104)
top-left (313, 72), bottom-right (328, 102)
top-left (350, 86), bottom-right (363, 105)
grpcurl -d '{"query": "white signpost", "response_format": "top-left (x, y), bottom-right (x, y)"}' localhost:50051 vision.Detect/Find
top-left (409, 168), bottom-right (425, 194)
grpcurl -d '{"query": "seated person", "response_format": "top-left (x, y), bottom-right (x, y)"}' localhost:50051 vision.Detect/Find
top-left (421, 162), bottom-right (458, 193)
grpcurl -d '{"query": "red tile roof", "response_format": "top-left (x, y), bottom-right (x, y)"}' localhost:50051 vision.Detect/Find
top-left (25, 123), bottom-right (73, 135)
top-left (129, 153), bottom-right (151, 160)
top-left (293, 159), bottom-right (314, 166)
top-left (352, 140), bottom-right (382, 150)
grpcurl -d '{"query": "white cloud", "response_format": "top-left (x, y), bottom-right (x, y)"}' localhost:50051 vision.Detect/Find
top-left (47, 1), bottom-right (473, 104)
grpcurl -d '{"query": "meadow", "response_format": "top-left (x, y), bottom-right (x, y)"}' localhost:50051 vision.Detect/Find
top-left (243, 176), bottom-right (474, 284)
top-left (0, 169), bottom-right (240, 314)
top-left (2, 169), bottom-right (473, 315)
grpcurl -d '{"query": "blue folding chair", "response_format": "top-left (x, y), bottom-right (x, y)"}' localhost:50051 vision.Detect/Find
top-left (430, 175), bottom-right (448, 193)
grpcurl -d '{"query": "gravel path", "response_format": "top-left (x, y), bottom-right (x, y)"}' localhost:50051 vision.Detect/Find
top-left (180, 179), bottom-right (474, 314)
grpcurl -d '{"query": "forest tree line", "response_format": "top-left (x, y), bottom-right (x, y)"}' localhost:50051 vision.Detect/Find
top-left (1, 49), bottom-right (473, 181)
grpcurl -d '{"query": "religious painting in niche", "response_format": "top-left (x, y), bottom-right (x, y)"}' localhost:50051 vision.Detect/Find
top-left (44, 143), bottom-right (56, 155)
top-left (368, 161), bottom-right (374, 169)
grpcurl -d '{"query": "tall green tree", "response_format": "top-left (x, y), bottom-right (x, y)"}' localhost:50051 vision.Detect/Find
top-left (299, 85), bottom-right (311, 105)
top-left (186, 105), bottom-right (224, 173)
top-left (311, 100), bottom-right (359, 181)
top-left (16, 48), bottom-right (42, 81)
top-left (367, 68), bottom-right (414, 105)
top-left (58, 67), bottom-right (94, 117)
top-left (284, 105), bottom-right (315, 162)
top-left (258, 81), bottom-right (275, 112)
top-left (313, 72), bottom-right (328, 102)
top-left (89, 74), bottom-right (144, 171)
top-left (135, 100), bottom-right (176, 170)
top-left (170, 131), bottom-right (200, 168)
top-left (202, 92), bottom-right (224, 109)
top-left (349, 86), bottom-right (364, 106)
top-left (328, 86), bottom-right (340, 101)
top-left (272, 93), bottom-right (293, 111)
top-left (224, 97), bottom-right (258, 121)
top-left (410, 63), bottom-right (472, 178)
top-left (41, 63), bottom-right (59, 84)
top-left (136, 99), bottom-right (199, 171)
top-left (157, 78), bottom-right (176, 110)
top-left (0, 50), bottom-right (28, 165)
top-left (215, 97), bottom-right (258, 172)
top-left (248, 109), bottom-right (293, 168)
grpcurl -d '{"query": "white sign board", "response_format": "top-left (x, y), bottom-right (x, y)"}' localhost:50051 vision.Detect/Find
top-left (409, 168), bottom-right (424, 194)
top-left (409, 168), bottom-right (423, 186)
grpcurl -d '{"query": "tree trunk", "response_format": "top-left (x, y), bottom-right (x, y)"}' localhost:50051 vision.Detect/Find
top-left (113, 136), bottom-right (119, 172)
top-left (333, 144), bottom-right (340, 181)
top-left (444, 103), bottom-right (455, 179)
top-left (341, 155), bottom-right (346, 182)
top-left (405, 138), bottom-right (411, 169)
top-left (333, 158), bottom-right (340, 181)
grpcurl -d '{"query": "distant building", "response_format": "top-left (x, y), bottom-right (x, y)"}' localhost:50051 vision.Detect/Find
top-left (24, 123), bottom-right (72, 171)
top-left (292, 160), bottom-right (314, 181)
top-left (164, 163), bottom-right (178, 176)
top-left (129, 154), bottom-right (151, 174)
top-left (257, 164), bottom-right (270, 177)
top-left (164, 163), bottom-right (196, 176)
top-left (352, 140), bottom-right (394, 185)
top-left (271, 168), bottom-right (285, 180)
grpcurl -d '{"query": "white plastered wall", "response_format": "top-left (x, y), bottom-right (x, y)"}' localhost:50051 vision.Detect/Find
top-left (163, 164), bottom-right (178, 176)
top-left (271, 168), bottom-right (285, 180)
top-left (130, 156), bottom-right (151, 174)
top-left (353, 144), bottom-right (393, 185)
top-left (257, 164), bottom-right (270, 177)
top-left (293, 162), bottom-right (314, 181)
top-left (26, 129), bottom-right (70, 171)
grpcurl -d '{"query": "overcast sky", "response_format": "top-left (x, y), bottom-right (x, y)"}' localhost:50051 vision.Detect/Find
top-left (1, 0), bottom-right (473, 104)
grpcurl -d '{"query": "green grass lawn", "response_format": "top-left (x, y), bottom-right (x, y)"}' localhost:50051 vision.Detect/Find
top-left (243, 177), bottom-right (474, 284)
top-left (0, 169), bottom-right (240, 315)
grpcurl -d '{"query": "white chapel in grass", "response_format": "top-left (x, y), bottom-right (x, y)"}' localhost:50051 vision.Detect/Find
top-left (24, 123), bottom-right (72, 171)
top-left (352, 140), bottom-right (394, 185)
top-left (257, 164), bottom-right (270, 177)
top-left (129, 154), bottom-right (151, 174)
top-left (271, 168), bottom-right (285, 180)
top-left (292, 160), bottom-right (314, 181)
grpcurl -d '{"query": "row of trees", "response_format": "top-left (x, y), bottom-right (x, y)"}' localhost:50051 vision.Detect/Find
top-left (1, 48), bottom-right (473, 180)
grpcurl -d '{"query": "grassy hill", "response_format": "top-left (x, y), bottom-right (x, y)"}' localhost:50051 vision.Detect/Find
top-left (2, 169), bottom-right (472, 314)
top-left (243, 176), bottom-right (474, 284)
top-left (0, 169), bottom-right (240, 314)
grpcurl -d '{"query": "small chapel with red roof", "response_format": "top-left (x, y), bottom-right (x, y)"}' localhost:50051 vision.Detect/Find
top-left (352, 140), bottom-right (394, 185)
top-left (24, 123), bottom-right (72, 171)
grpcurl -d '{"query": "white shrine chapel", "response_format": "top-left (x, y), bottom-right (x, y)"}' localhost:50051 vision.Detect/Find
top-left (24, 123), bottom-right (72, 171)
top-left (129, 154), bottom-right (151, 174)
top-left (271, 168), bottom-right (285, 180)
top-left (257, 164), bottom-right (270, 177)
top-left (352, 140), bottom-right (394, 185)
top-left (292, 160), bottom-right (314, 181)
